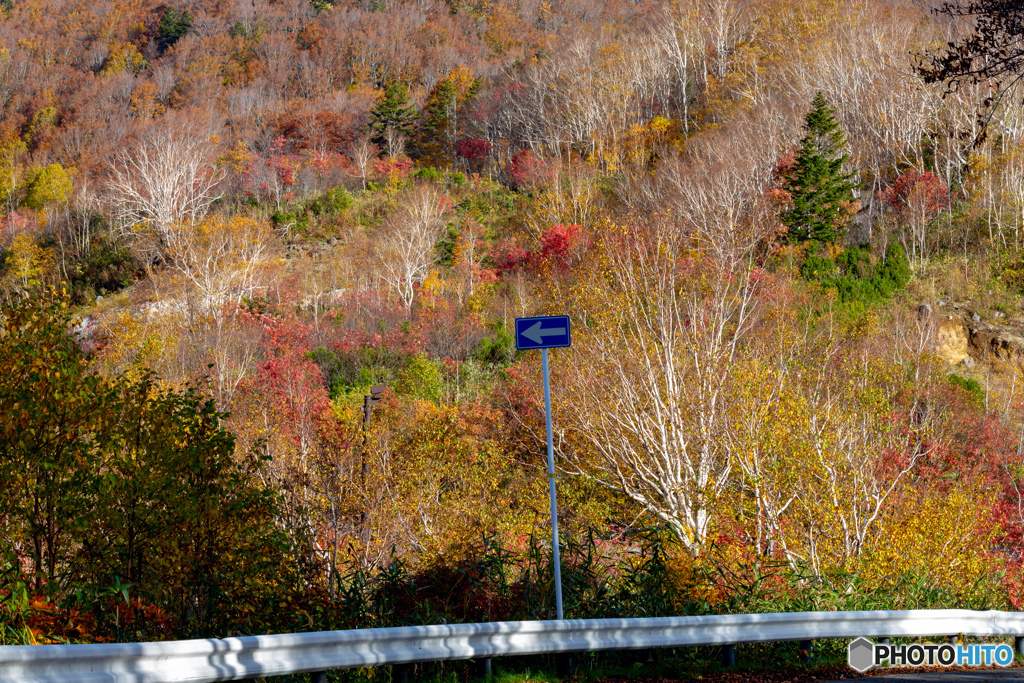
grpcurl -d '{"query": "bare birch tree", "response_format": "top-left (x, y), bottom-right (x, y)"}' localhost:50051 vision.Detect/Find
top-left (350, 134), bottom-right (375, 192)
top-left (105, 122), bottom-right (224, 266)
top-left (376, 185), bottom-right (449, 314)
top-left (556, 219), bottom-right (763, 556)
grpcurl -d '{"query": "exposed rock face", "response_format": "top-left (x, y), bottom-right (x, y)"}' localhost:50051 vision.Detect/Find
top-left (924, 303), bottom-right (1024, 373)
top-left (967, 324), bottom-right (1024, 372)
top-left (934, 315), bottom-right (970, 365)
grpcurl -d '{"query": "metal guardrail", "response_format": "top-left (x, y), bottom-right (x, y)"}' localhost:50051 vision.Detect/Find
top-left (2, 609), bottom-right (1024, 683)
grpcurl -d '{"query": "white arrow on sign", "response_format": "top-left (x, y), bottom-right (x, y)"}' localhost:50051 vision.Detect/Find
top-left (521, 321), bottom-right (566, 344)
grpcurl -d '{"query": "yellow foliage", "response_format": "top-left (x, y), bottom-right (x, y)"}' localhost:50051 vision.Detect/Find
top-left (167, 215), bottom-right (272, 305)
top-left (3, 232), bottom-right (54, 289)
top-left (218, 141), bottom-right (254, 175)
top-left (446, 65), bottom-right (476, 101)
top-left (482, 4), bottom-right (523, 55)
top-left (96, 308), bottom-right (169, 383)
top-left (859, 487), bottom-right (1001, 597)
top-left (101, 41), bottom-right (146, 76)
top-left (129, 81), bottom-right (166, 120)
top-left (421, 267), bottom-right (445, 297)
top-left (526, 167), bottom-right (598, 238)
top-left (24, 163), bottom-right (74, 210)
top-left (25, 106), bottom-right (56, 149)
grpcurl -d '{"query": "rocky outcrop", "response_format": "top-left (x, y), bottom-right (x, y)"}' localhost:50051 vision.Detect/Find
top-left (934, 314), bottom-right (971, 366)
top-left (924, 303), bottom-right (1024, 373)
top-left (966, 323), bottom-right (1024, 372)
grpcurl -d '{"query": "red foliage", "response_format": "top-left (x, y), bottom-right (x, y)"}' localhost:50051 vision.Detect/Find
top-left (0, 210), bottom-right (35, 247)
top-left (508, 149), bottom-right (550, 190)
top-left (496, 365), bottom-right (540, 426)
top-left (878, 169), bottom-right (950, 223)
top-left (489, 239), bottom-right (530, 274)
top-left (491, 223), bottom-right (583, 276)
top-left (771, 149), bottom-right (797, 183)
top-left (251, 314), bottom-right (331, 454)
top-left (306, 150), bottom-right (350, 188)
top-left (456, 137), bottom-right (492, 161)
top-left (416, 293), bottom-right (486, 359)
top-left (243, 136), bottom-right (303, 205)
top-left (764, 149), bottom-right (798, 246)
top-left (372, 156), bottom-right (413, 181)
top-left (268, 135), bottom-right (299, 186)
top-left (538, 222), bottom-right (582, 267)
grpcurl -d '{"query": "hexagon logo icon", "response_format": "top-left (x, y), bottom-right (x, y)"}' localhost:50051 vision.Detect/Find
top-left (848, 637), bottom-right (875, 672)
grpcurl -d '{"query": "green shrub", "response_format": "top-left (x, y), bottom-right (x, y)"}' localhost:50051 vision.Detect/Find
top-left (802, 241), bottom-right (911, 307)
top-left (947, 373), bottom-right (984, 406)
top-left (312, 186), bottom-right (354, 215)
top-left (67, 239), bottom-right (139, 304)
top-left (413, 167), bottom-right (444, 183)
top-left (798, 242), bottom-right (837, 281)
top-left (395, 353), bottom-right (444, 403)
top-left (475, 322), bottom-right (516, 366)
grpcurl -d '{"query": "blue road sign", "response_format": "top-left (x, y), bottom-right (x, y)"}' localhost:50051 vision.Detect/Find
top-left (515, 315), bottom-right (571, 350)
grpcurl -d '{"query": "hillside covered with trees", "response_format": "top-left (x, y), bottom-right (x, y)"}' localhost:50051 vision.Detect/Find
top-left (3, 0), bottom-right (1024, 662)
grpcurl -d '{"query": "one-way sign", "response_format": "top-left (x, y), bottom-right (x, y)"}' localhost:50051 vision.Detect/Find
top-left (515, 315), bottom-right (571, 350)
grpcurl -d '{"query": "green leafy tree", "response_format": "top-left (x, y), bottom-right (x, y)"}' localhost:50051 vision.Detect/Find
top-left (0, 291), bottom-right (297, 638)
top-left (394, 353), bottom-right (443, 402)
top-left (81, 376), bottom-right (293, 638)
top-left (0, 293), bottom-right (116, 592)
top-left (779, 92), bottom-right (858, 245)
top-left (24, 163), bottom-right (73, 210)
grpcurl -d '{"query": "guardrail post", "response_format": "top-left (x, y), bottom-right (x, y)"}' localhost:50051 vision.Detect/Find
top-left (721, 644), bottom-right (736, 669)
top-left (477, 657), bottom-right (492, 680)
top-left (798, 640), bottom-right (812, 664)
top-left (310, 672), bottom-right (327, 683)
top-left (393, 663), bottom-right (409, 683)
top-left (1016, 636), bottom-right (1024, 657)
top-left (556, 652), bottom-right (571, 678)
top-left (877, 638), bottom-right (889, 645)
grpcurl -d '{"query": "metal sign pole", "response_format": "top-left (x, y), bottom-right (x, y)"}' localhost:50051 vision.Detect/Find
top-left (514, 315), bottom-right (570, 623)
top-left (542, 347), bottom-right (564, 620)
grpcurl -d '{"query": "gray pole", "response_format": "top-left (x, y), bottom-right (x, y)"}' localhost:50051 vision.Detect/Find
top-left (542, 347), bottom-right (564, 620)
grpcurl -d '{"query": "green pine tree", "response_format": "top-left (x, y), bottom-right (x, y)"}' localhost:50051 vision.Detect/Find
top-left (416, 78), bottom-right (458, 167)
top-left (370, 81), bottom-right (417, 147)
top-left (780, 92), bottom-right (858, 245)
top-left (157, 6), bottom-right (193, 52)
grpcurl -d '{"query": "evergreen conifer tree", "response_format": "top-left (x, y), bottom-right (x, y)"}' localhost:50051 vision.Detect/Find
top-left (417, 79), bottom-right (458, 166)
top-left (157, 6), bottom-right (193, 52)
top-left (370, 81), bottom-right (417, 148)
top-left (780, 92), bottom-right (858, 245)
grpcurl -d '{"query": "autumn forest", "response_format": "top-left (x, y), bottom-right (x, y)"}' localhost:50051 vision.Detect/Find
top-left (1, 0), bottom-right (1023, 666)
